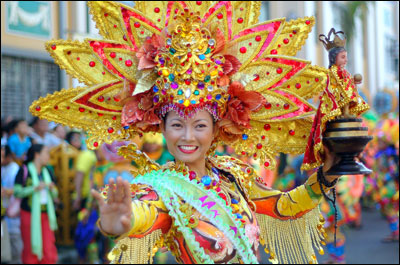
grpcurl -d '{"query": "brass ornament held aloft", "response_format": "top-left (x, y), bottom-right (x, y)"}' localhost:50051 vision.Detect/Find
top-left (319, 28), bottom-right (346, 51)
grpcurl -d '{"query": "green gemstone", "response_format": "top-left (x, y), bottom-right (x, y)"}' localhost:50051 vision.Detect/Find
top-left (178, 89), bottom-right (183, 95)
top-left (168, 73), bottom-right (175, 82)
top-left (204, 48), bottom-right (211, 55)
top-left (204, 75), bottom-right (211, 82)
top-left (194, 90), bottom-right (200, 95)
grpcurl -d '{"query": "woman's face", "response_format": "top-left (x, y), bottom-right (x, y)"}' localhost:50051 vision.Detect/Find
top-left (37, 146), bottom-right (50, 166)
top-left (335, 50), bottom-right (348, 69)
top-left (70, 133), bottom-right (82, 150)
top-left (161, 110), bottom-right (216, 164)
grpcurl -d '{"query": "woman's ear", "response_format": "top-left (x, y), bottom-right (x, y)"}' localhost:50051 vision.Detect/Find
top-left (160, 119), bottom-right (165, 134)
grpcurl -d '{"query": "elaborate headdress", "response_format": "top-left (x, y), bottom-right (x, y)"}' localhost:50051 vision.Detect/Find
top-left (30, 1), bottom-right (329, 169)
top-left (318, 28), bottom-right (346, 51)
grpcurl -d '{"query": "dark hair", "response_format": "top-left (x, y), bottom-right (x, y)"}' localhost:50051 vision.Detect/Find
top-left (25, 144), bottom-right (45, 164)
top-left (4, 145), bottom-right (12, 157)
top-left (29, 117), bottom-right (40, 127)
top-left (162, 110), bottom-right (216, 128)
top-left (7, 119), bottom-right (25, 133)
top-left (65, 131), bottom-right (82, 150)
top-left (328, 47), bottom-right (346, 69)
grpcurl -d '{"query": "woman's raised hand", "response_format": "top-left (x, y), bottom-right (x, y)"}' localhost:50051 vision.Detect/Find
top-left (91, 176), bottom-right (132, 236)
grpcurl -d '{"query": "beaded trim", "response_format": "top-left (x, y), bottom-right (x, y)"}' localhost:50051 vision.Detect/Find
top-left (158, 103), bottom-right (221, 121)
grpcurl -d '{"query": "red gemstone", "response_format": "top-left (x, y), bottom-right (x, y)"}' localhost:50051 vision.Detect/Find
top-left (283, 38), bottom-right (289, 44)
top-left (67, 51), bottom-right (71, 55)
top-left (108, 127), bottom-right (114, 133)
top-left (293, 30), bottom-right (297, 34)
top-left (185, 80), bottom-right (191, 85)
top-left (54, 105), bottom-right (58, 110)
top-left (266, 72), bottom-right (270, 75)
top-left (93, 142), bottom-right (99, 147)
top-left (306, 20), bottom-right (311, 25)
top-left (51, 45), bottom-right (56, 50)
top-left (112, 116), bottom-right (116, 120)
top-left (265, 103), bottom-right (272, 109)
top-left (315, 78), bottom-right (319, 82)
top-left (66, 106), bottom-right (70, 110)
top-left (264, 161), bottom-right (270, 167)
top-left (154, 7), bottom-right (160, 13)
top-left (196, 1), bottom-right (202, 5)
top-left (253, 74), bottom-right (260, 81)
top-left (104, 13), bottom-right (108, 17)
top-left (255, 35), bottom-right (262, 42)
top-left (35, 106), bottom-right (41, 111)
top-left (270, 49), bottom-right (278, 54)
top-left (218, 193), bottom-right (228, 205)
top-left (98, 113), bottom-right (103, 116)
top-left (261, 135), bottom-right (266, 140)
top-left (110, 52), bottom-right (116, 58)
top-left (248, 42), bottom-right (252, 46)
top-left (189, 171), bottom-right (197, 181)
top-left (79, 107), bottom-right (85, 112)
top-left (284, 103), bottom-right (290, 110)
top-left (241, 151), bottom-right (246, 155)
top-left (295, 83), bottom-right (301, 89)
top-left (113, 97), bottom-right (120, 102)
top-left (240, 47), bottom-right (247, 53)
top-left (289, 130), bottom-right (295, 136)
top-left (134, 22), bottom-right (141, 28)
top-left (289, 34), bottom-right (293, 38)
top-left (264, 124), bottom-right (271, 131)
top-left (217, 13), bottom-right (223, 19)
top-left (187, 53), bottom-right (192, 58)
top-left (89, 61), bottom-right (96, 67)
top-left (237, 17), bottom-right (244, 23)
top-left (77, 57), bottom-right (80, 61)
top-left (119, 58), bottom-right (122, 61)
top-left (189, 218), bottom-right (195, 224)
top-left (257, 143), bottom-right (262, 149)
top-left (113, 24), bottom-right (117, 28)
top-left (216, 187), bottom-right (221, 192)
top-left (98, 96), bottom-right (104, 102)
top-left (277, 68), bottom-right (283, 74)
top-left (125, 60), bottom-right (132, 67)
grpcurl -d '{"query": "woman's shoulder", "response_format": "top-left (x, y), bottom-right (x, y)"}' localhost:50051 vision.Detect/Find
top-left (209, 155), bottom-right (256, 178)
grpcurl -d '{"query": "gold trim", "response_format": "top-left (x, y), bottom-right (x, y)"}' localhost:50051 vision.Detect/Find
top-left (328, 122), bottom-right (362, 129)
top-left (324, 130), bottom-right (369, 137)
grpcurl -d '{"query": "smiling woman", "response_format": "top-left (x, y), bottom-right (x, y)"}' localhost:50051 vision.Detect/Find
top-left (29, 1), bottom-right (347, 264)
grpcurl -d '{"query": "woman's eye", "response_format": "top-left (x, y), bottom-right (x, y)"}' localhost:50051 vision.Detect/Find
top-left (196, 124), bottom-right (207, 128)
top-left (172, 124), bottom-right (182, 128)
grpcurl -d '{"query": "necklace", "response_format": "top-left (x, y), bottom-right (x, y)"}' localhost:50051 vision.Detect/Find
top-left (187, 166), bottom-right (245, 225)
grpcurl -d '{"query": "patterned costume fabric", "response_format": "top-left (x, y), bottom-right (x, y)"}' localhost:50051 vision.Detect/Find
top-left (28, 1), bottom-right (345, 263)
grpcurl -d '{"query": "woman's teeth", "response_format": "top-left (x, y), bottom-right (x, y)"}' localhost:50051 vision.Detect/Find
top-left (179, 146), bottom-right (197, 150)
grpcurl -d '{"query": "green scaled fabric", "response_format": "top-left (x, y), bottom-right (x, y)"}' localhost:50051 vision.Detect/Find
top-left (131, 169), bottom-right (259, 264)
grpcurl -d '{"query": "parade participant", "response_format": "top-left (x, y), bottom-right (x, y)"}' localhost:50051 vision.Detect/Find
top-left (30, 2), bottom-right (351, 263)
top-left (13, 144), bottom-right (58, 264)
top-left (7, 119), bottom-right (32, 165)
top-left (1, 145), bottom-right (23, 264)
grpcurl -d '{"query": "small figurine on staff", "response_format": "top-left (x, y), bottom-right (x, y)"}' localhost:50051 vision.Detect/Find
top-left (302, 28), bottom-right (371, 175)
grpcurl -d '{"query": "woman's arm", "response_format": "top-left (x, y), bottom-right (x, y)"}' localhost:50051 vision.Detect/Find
top-left (13, 166), bottom-right (36, 198)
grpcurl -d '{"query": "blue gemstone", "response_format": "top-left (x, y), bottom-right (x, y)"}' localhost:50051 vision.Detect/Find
top-left (215, 94), bottom-right (221, 100)
top-left (168, 73), bottom-right (175, 82)
top-left (231, 198), bottom-right (238, 204)
top-left (191, 100), bottom-right (196, 104)
top-left (153, 86), bottom-right (159, 93)
top-left (242, 134), bottom-right (248, 140)
top-left (201, 175), bottom-right (212, 186)
top-left (123, 126), bottom-right (130, 129)
top-left (169, 48), bottom-right (176, 54)
top-left (178, 100), bottom-right (184, 104)
top-left (199, 54), bottom-right (206, 60)
top-left (235, 213), bottom-right (243, 219)
top-left (212, 167), bottom-right (219, 175)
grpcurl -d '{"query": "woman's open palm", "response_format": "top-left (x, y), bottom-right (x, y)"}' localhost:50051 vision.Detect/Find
top-left (91, 177), bottom-right (132, 236)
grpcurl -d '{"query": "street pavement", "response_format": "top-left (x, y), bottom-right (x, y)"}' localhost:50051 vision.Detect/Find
top-left (57, 207), bottom-right (399, 264)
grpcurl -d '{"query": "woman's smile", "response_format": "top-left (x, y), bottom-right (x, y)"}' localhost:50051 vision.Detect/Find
top-left (178, 145), bottom-right (199, 154)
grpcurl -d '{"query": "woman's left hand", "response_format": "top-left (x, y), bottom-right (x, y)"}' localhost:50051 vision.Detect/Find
top-left (321, 145), bottom-right (341, 183)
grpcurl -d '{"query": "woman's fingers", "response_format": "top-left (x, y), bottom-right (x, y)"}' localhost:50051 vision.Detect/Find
top-left (91, 189), bottom-right (105, 209)
top-left (108, 178), bottom-right (116, 204)
top-left (123, 180), bottom-right (132, 210)
top-left (115, 177), bottom-right (125, 202)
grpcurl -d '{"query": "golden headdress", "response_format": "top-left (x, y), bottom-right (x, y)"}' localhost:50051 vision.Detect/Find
top-left (30, 1), bottom-right (329, 169)
top-left (318, 28), bottom-right (346, 51)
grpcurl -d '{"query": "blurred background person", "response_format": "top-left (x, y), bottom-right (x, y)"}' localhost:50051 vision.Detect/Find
top-left (1, 145), bottom-right (23, 264)
top-left (29, 118), bottom-right (60, 149)
top-left (14, 144), bottom-right (59, 264)
top-left (48, 122), bottom-right (67, 147)
top-left (6, 119), bottom-right (32, 165)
